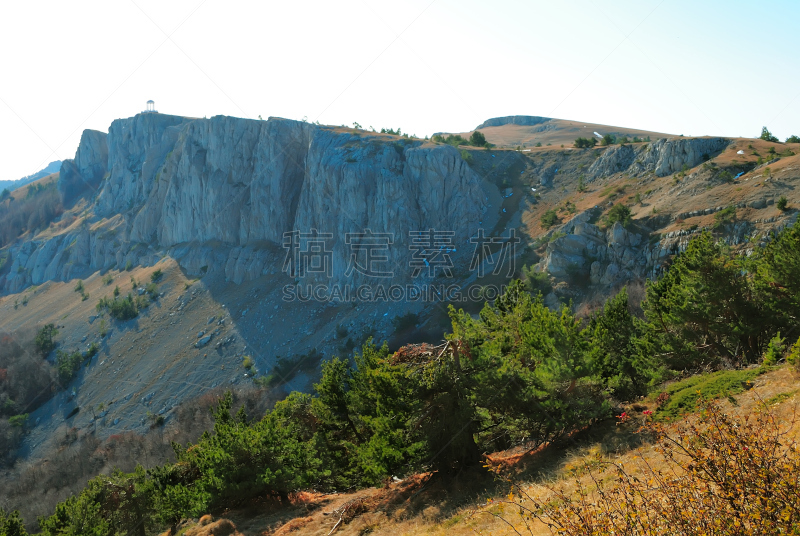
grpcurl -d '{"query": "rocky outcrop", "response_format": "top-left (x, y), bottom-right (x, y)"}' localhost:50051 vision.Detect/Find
top-left (539, 212), bottom-right (679, 286)
top-left (58, 130), bottom-right (109, 204)
top-left (475, 116), bottom-right (552, 129)
top-left (588, 137), bottom-right (730, 180)
top-left (1, 115), bottom-right (489, 293)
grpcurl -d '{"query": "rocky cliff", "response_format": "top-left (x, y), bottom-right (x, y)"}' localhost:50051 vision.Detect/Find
top-left (2, 115), bottom-right (488, 293)
top-left (58, 130), bottom-right (109, 203)
top-left (587, 137), bottom-right (730, 180)
top-left (538, 207), bottom-right (799, 296)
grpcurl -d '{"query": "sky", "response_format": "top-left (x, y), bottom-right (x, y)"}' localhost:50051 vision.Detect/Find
top-left (1, 0), bottom-right (799, 181)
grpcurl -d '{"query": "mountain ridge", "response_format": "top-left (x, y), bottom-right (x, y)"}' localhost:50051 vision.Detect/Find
top-left (0, 160), bottom-right (62, 192)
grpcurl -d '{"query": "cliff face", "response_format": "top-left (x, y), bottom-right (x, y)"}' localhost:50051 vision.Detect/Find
top-left (1, 115), bottom-right (488, 293)
top-left (58, 130), bottom-right (109, 204)
top-left (587, 137), bottom-right (730, 180)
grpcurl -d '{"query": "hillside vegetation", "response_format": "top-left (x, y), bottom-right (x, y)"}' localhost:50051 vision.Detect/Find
top-left (2, 215), bottom-right (799, 535)
top-left (0, 176), bottom-right (63, 248)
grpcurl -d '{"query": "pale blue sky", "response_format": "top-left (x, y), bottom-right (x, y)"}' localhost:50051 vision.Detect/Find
top-left (1, 0), bottom-right (798, 180)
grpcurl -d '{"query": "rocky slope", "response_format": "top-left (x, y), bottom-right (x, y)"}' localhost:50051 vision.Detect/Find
top-left (531, 136), bottom-right (800, 300)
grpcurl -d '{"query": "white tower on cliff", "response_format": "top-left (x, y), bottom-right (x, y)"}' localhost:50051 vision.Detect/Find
top-left (143, 100), bottom-right (157, 114)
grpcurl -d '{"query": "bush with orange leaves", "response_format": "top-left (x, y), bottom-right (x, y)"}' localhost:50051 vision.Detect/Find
top-left (486, 399), bottom-right (800, 535)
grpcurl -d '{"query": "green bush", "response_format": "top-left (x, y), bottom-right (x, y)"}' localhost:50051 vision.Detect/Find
top-left (654, 369), bottom-right (759, 420)
top-left (150, 269), bottom-right (163, 282)
top-left (0, 508), bottom-right (27, 536)
top-left (469, 130), bottom-right (487, 147)
top-left (540, 209), bottom-right (560, 229)
top-left (574, 137), bottom-right (597, 149)
top-left (158, 392), bottom-right (323, 513)
top-left (85, 342), bottom-right (100, 359)
top-left (606, 203), bottom-right (632, 226)
top-left (459, 149), bottom-right (472, 163)
top-left (786, 135), bottom-right (800, 143)
top-left (601, 133), bottom-right (616, 146)
top-left (762, 332), bottom-right (785, 366)
top-left (777, 196), bottom-right (789, 211)
top-left (34, 324), bottom-right (58, 357)
top-left (55, 350), bottom-right (85, 384)
top-left (145, 282), bottom-right (159, 301)
top-left (97, 293), bottom-right (140, 320)
top-left (713, 206), bottom-right (736, 228)
top-left (8, 414), bottom-right (28, 428)
top-left (787, 337), bottom-right (800, 369)
top-left (522, 264), bottom-right (552, 296)
top-left (432, 133), bottom-right (469, 147)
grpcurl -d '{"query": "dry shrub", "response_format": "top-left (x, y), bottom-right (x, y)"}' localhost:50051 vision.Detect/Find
top-left (624, 278), bottom-right (647, 316)
top-left (0, 185), bottom-right (63, 247)
top-left (184, 518), bottom-right (243, 536)
top-left (488, 399), bottom-right (800, 535)
top-left (0, 329), bottom-right (56, 419)
top-left (0, 330), bottom-right (57, 466)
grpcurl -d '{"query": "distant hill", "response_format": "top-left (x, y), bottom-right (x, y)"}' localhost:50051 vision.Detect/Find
top-left (475, 115), bottom-right (553, 129)
top-left (0, 160), bottom-right (61, 192)
top-left (450, 116), bottom-right (673, 148)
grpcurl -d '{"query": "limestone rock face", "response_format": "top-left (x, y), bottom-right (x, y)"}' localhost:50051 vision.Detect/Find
top-left (96, 113), bottom-right (191, 216)
top-left (588, 137), bottom-right (730, 180)
top-left (537, 208), bottom-right (737, 288)
top-left (539, 211), bottom-right (662, 286)
top-left (58, 129), bottom-right (109, 204)
top-left (1, 114), bottom-right (489, 293)
top-left (586, 144), bottom-right (636, 178)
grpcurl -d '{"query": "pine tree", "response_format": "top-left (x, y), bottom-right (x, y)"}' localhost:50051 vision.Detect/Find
top-left (470, 130), bottom-right (487, 147)
top-left (644, 231), bottom-right (766, 366)
top-left (586, 288), bottom-right (653, 400)
top-left (760, 126), bottom-right (779, 142)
